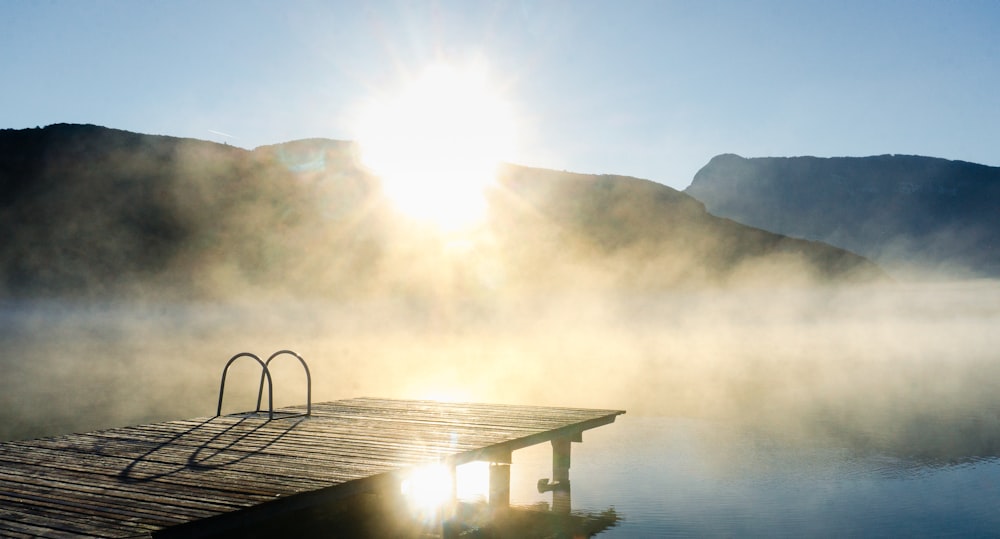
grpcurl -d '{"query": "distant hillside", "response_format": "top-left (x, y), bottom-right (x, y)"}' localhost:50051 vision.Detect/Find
top-left (0, 124), bottom-right (884, 299)
top-left (685, 154), bottom-right (1000, 278)
top-left (490, 166), bottom-right (883, 290)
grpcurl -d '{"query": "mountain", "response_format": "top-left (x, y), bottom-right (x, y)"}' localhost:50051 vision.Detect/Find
top-left (685, 154), bottom-right (1000, 278)
top-left (0, 124), bottom-right (337, 297)
top-left (0, 124), bottom-right (884, 299)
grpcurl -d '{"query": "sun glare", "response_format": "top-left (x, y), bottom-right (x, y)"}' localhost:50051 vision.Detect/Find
top-left (401, 463), bottom-right (454, 518)
top-left (455, 461), bottom-right (491, 502)
top-left (356, 62), bottom-right (516, 228)
top-left (400, 461), bottom-right (492, 519)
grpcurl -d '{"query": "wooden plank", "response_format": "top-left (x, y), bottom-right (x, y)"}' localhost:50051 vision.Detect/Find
top-left (0, 513), bottom-right (112, 539)
top-left (0, 398), bottom-right (623, 538)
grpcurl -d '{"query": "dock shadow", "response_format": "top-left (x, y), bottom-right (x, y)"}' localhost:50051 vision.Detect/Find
top-left (119, 414), bottom-right (305, 483)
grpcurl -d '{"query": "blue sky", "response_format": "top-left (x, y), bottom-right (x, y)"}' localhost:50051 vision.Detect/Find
top-left (2, 0), bottom-right (997, 190)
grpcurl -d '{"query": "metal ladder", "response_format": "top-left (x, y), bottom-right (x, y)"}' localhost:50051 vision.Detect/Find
top-left (216, 350), bottom-right (312, 420)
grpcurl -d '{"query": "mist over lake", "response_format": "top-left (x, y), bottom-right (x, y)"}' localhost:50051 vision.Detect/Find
top-left (4, 279), bottom-right (1000, 535)
top-left (6, 280), bottom-right (999, 457)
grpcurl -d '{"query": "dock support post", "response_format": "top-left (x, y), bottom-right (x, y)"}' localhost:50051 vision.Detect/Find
top-left (486, 448), bottom-right (512, 509)
top-left (537, 433), bottom-right (580, 513)
top-left (488, 463), bottom-right (511, 508)
top-left (551, 436), bottom-right (572, 513)
top-left (552, 436), bottom-right (571, 485)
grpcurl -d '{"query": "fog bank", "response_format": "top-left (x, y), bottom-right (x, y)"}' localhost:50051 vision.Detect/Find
top-left (3, 280), bottom-right (999, 462)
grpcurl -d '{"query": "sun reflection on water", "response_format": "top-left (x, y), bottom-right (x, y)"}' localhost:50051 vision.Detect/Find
top-left (400, 460), bottom-right (493, 520)
top-left (456, 461), bottom-right (491, 502)
top-left (400, 463), bottom-right (453, 519)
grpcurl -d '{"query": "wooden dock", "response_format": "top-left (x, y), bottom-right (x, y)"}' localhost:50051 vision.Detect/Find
top-left (0, 397), bottom-right (624, 538)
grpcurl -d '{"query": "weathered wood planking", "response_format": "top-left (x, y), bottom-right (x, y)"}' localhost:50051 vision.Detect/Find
top-left (0, 397), bottom-right (624, 538)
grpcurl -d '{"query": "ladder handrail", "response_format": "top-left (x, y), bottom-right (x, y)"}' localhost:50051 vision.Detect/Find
top-left (217, 352), bottom-right (273, 420)
top-left (256, 349), bottom-right (312, 417)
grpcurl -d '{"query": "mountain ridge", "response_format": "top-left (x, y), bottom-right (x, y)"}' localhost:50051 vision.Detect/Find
top-left (0, 124), bottom-right (884, 299)
top-left (685, 153), bottom-right (1000, 278)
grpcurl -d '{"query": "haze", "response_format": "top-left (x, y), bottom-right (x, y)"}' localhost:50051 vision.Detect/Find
top-left (4, 273), bottom-right (1000, 463)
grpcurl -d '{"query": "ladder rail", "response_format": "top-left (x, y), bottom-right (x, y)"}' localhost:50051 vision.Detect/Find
top-left (256, 349), bottom-right (312, 417)
top-left (216, 352), bottom-right (274, 420)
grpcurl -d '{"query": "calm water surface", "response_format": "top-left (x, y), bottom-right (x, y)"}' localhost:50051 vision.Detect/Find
top-left (489, 415), bottom-right (1000, 538)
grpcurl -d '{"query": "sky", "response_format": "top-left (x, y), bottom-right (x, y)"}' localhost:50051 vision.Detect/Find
top-left (2, 0), bottom-right (998, 191)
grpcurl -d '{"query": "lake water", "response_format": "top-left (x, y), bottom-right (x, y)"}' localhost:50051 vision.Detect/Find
top-left (490, 415), bottom-right (1000, 538)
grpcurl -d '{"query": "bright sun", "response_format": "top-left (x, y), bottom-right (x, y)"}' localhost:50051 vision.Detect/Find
top-left (356, 62), bottom-right (515, 228)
